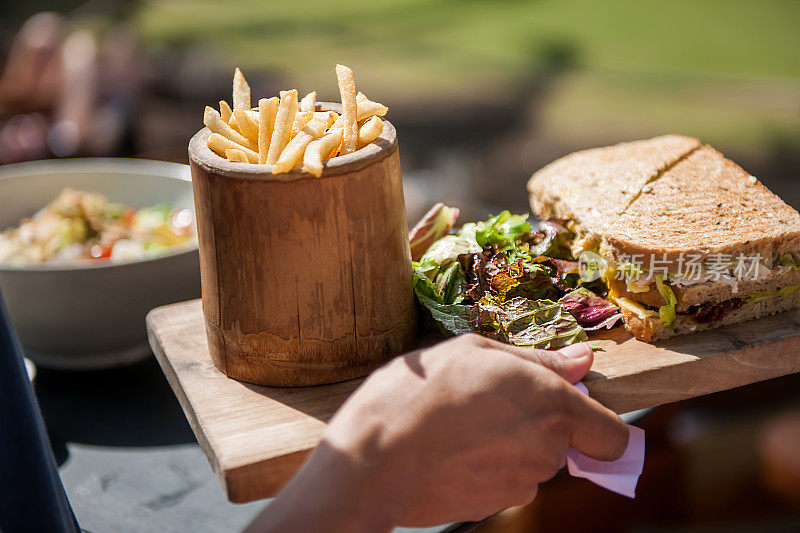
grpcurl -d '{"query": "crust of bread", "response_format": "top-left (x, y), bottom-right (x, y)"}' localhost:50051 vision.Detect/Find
top-left (622, 291), bottom-right (800, 342)
top-left (609, 269), bottom-right (800, 311)
top-left (604, 145), bottom-right (800, 263)
top-left (527, 135), bottom-right (800, 342)
top-left (527, 135), bottom-right (701, 239)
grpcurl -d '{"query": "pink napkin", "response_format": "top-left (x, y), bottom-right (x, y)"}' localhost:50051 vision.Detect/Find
top-left (565, 382), bottom-right (645, 498)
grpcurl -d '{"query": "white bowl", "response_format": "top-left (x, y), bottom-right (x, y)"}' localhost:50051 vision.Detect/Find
top-left (0, 158), bottom-right (200, 369)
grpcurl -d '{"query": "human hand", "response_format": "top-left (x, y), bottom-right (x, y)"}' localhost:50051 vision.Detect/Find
top-left (251, 334), bottom-right (628, 533)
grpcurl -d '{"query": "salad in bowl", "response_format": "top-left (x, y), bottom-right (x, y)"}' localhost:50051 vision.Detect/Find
top-left (0, 188), bottom-right (195, 265)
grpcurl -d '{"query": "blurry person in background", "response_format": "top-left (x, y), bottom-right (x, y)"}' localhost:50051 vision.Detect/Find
top-left (0, 12), bottom-right (142, 164)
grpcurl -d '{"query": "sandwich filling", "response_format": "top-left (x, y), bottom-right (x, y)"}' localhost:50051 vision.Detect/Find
top-left (563, 218), bottom-right (800, 329)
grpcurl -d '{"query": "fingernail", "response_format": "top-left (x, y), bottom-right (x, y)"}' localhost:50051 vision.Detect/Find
top-left (558, 343), bottom-right (592, 360)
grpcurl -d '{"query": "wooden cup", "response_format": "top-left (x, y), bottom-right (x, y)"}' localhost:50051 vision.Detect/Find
top-left (188, 104), bottom-right (416, 386)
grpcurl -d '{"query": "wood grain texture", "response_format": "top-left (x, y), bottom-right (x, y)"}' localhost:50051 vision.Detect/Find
top-left (147, 299), bottom-right (800, 503)
top-left (188, 106), bottom-right (416, 386)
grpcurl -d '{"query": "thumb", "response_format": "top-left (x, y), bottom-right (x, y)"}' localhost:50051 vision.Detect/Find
top-left (548, 343), bottom-right (594, 384)
top-left (497, 342), bottom-right (594, 384)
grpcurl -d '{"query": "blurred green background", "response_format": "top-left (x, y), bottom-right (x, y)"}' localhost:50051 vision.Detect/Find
top-left (3, 0), bottom-right (800, 218)
top-left (134, 0), bottom-right (800, 151)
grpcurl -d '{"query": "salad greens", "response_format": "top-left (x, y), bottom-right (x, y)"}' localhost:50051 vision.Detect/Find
top-left (776, 252), bottom-right (799, 271)
top-left (408, 203), bottom-right (460, 261)
top-left (655, 276), bottom-right (678, 328)
top-left (558, 288), bottom-right (623, 331)
top-left (411, 207), bottom-right (621, 348)
top-left (417, 234), bottom-right (482, 278)
top-left (473, 295), bottom-right (587, 349)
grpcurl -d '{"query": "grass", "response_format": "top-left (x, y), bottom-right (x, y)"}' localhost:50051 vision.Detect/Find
top-left (134, 0), bottom-right (800, 150)
top-left (540, 70), bottom-right (800, 153)
top-left (135, 0), bottom-right (800, 86)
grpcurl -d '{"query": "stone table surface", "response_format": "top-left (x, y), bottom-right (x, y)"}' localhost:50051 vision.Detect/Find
top-left (33, 354), bottom-right (451, 533)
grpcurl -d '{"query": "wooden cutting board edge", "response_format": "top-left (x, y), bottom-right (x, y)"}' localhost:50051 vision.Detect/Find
top-left (586, 333), bottom-right (800, 413)
top-left (147, 299), bottom-right (800, 502)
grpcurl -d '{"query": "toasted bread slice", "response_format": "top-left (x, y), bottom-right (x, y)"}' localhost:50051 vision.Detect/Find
top-left (605, 146), bottom-right (800, 264)
top-left (621, 290), bottom-right (800, 342)
top-left (527, 134), bottom-right (701, 239)
top-left (527, 135), bottom-right (800, 342)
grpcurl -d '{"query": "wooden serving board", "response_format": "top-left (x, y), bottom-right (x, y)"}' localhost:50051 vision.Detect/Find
top-left (147, 299), bottom-right (800, 503)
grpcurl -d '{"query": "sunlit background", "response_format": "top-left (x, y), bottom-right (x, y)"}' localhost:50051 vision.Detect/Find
top-left (2, 1), bottom-right (800, 531)
top-left (3, 0), bottom-right (800, 221)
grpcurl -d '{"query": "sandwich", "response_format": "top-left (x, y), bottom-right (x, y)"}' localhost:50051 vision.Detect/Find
top-left (528, 135), bottom-right (800, 342)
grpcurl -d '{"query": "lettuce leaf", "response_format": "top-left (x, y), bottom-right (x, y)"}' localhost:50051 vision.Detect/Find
top-left (655, 276), bottom-right (677, 328)
top-left (413, 263), bottom-right (472, 336)
top-left (778, 252), bottom-right (798, 271)
top-left (413, 262), bottom-right (465, 304)
top-left (417, 234), bottom-right (482, 278)
top-left (558, 288), bottom-right (622, 331)
top-left (488, 259), bottom-right (560, 301)
top-left (414, 291), bottom-right (473, 337)
top-left (531, 220), bottom-right (574, 259)
top-left (435, 261), bottom-right (468, 304)
top-left (472, 295), bottom-right (587, 349)
top-left (475, 211), bottom-right (531, 247)
top-left (408, 203), bottom-right (460, 261)
top-left (473, 211), bottom-right (533, 263)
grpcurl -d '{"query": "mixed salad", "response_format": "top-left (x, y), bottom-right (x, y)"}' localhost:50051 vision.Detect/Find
top-left (0, 189), bottom-right (195, 265)
top-left (409, 204), bottom-right (622, 349)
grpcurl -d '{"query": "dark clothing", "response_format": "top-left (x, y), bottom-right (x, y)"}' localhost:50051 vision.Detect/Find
top-left (0, 292), bottom-right (79, 533)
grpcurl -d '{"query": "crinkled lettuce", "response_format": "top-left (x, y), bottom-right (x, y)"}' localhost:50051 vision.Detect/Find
top-left (475, 211), bottom-right (531, 248)
top-left (413, 261), bottom-right (467, 305)
top-left (558, 287), bottom-right (623, 331)
top-left (473, 295), bottom-right (587, 349)
top-left (408, 203), bottom-right (460, 262)
top-left (531, 220), bottom-right (574, 260)
top-left (656, 276), bottom-right (678, 328)
top-left (474, 211), bottom-right (532, 262)
top-left (413, 265), bottom-right (472, 336)
top-left (409, 207), bottom-right (601, 348)
top-left (488, 259), bottom-right (560, 301)
top-left (777, 252), bottom-right (799, 271)
top-left (413, 261), bottom-right (472, 336)
top-left (746, 283), bottom-right (800, 303)
top-left (417, 233), bottom-right (482, 278)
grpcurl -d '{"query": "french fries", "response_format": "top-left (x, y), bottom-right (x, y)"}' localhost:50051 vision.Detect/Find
top-left (233, 109), bottom-right (259, 145)
top-left (245, 109), bottom-right (259, 123)
top-left (290, 111), bottom-right (314, 137)
top-left (225, 148), bottom-right (249, 163)
top-left (273, 112), bottom-right (335, 173)
top-left (204, 65), bottom-right (388, 175)
top-left (204, 106), bottom-right (257, 151)
top-left (304, 130), bottom-right (343, 178)
top-left (356, 92), bottom-right (388, 122)
top-left (227, 113), bottom-right (240, 133)
top-left (328, 113), bottom-right (345, 131)
top-left (336, 64), bottom-right (358, 155)
top-left (233, 68), bottom-right (250, 110)
top-left (357, 115), bottom-right (383, 147)
top-left (299, 91), bottom-right (316, 112)
top-left (319, 111), bottom-right (338, 129)
top-left (258, 97), bottom-right (278, 164)
top-left (219, 100), bottom-right (233, 122)
top-left (208, 133), bottom-right (259, 163)
top-left (267, 89), bottom-right (298, 164)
